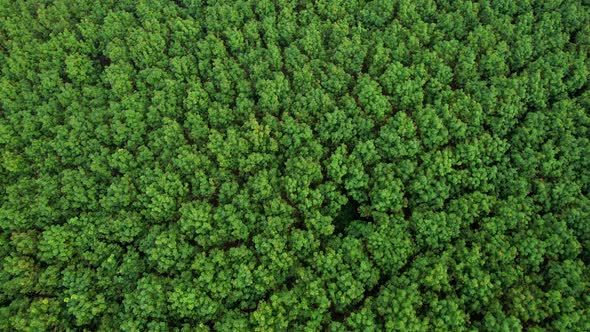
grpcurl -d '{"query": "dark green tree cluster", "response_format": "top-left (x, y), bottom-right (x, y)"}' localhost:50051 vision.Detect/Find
top-left (1, 0), bottom-right (590, 330)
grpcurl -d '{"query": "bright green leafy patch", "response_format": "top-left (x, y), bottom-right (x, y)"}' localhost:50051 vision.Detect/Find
top-left (1, 0), bottom-right (589, 330)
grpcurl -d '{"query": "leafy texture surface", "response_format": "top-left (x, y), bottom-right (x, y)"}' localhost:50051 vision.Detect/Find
top-left (1, 1), bottom-right (589, 331)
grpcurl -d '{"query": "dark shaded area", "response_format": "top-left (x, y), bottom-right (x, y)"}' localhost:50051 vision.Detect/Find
top-left (332, 197), bottom-right (362, 235)
top-left (171, 0), bottom-right (187, 9)
top-left (96, 53), bottom-right (111, 68)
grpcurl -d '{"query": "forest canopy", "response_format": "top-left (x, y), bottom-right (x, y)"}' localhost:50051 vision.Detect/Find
top-left (1, 0), bottom-right (590, 331)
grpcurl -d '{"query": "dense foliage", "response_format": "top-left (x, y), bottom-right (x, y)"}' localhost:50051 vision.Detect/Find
top-left (1, 0), bottom-right (590, 330)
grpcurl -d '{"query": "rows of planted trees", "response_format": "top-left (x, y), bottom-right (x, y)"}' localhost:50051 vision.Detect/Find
top-left (1, 0), bottom-right (589, 330)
